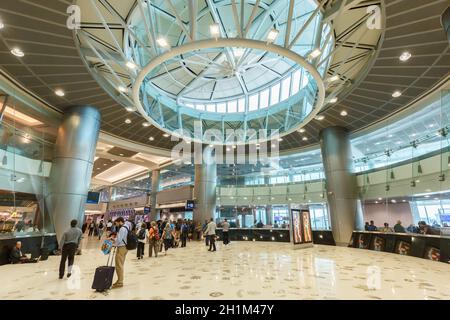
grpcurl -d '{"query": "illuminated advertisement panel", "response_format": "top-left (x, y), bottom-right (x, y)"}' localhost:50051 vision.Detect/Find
top-left (291, 209), bottom-right (313, 245)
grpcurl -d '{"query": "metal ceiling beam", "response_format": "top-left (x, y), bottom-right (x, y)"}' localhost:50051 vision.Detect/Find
top-left (189, 0), bottom-right (197, 41)
top-left (243, 0), bottom-right (261, 37)
top-left (231, 0), bottom-right (243, 38)
top-left (288, 2), bottom-right (325, 50)
top-left (284, 0), bottom-right (296, 48)
top-left (167, 0), bottom-right (193, 41)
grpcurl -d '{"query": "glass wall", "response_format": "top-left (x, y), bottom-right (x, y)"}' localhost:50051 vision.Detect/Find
top-left (0, 93), bottom-right (54, 238)
top-left (357, 87), bottom-right (450, 235)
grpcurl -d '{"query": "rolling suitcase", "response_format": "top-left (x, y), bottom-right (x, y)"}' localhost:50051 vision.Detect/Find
top-left (92, 247), bottom-right (116, 292)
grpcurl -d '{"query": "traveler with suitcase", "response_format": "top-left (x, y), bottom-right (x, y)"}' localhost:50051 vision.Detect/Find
top-left (111, 217), bottom-right (136, 288)
top-left (59, 219), bottom-right (83, 279)
top-left (92, 245), bottom-right (116, 292)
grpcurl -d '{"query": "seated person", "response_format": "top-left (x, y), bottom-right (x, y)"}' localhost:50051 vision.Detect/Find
top-left (418, 221), bottom-right (440, 235)
top-left (380, 222), bottom-right (393, 232)
top-left (367, 220), bottom-right (377, 231)
top-left (10, 241), bottom-right (38, 264)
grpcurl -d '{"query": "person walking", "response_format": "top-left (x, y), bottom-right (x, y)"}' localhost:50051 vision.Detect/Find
top-left (181, 220), bottom-right (188, 247)
top-left (98, 220), bottom-right (105, 240)
top-left (58, 219), bottom-right (83, 279)
top-left (222, 219), bottom-right (230, 245)
top-left (112, 217), bottom-right (130, 288)
top-left (162, 222), bottom-right (173, 255)
top-left (205, 218), bottom-right (217, 252)
top-left (106, 220), bottom-right (113, 237)
top-left (136, 222), bottom-right (147, 259)
top-left (88, 221), bottom-right (95, 236)
top-left (202, 219), bottom-right (210, 246)
top-left (148, 221), bottom-right (159, 258)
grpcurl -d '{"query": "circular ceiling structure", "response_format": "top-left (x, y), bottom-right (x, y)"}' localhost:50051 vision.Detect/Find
top-left (76, 0), bottom-right (334, 144)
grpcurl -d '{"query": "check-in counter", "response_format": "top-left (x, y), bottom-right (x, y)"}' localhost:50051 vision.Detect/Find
top-left (215, 228), bottom-right (336, 245)
top-left (0, 233), bottom-right (58, 266)
top-left (349, 231), bottom-right (450, 264)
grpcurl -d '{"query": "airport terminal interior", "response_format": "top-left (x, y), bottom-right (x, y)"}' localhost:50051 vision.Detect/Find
top-left (0, 0), bottom-right (450, 300)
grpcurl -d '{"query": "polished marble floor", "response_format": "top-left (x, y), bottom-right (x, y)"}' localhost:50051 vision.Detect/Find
top-left (1, 237), bottom-right (449, 300)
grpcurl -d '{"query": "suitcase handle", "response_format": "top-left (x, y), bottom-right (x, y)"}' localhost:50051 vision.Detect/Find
top-left (106, 246), bottom-right (116, 267)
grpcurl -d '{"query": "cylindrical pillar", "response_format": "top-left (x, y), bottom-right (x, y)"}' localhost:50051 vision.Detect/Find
top-left (319, 126), bottom-right (363, 246)
top-left (45, 106), bottom-right (101, 242)
top-left (194, 148), bottom-right (217, 224)
top-left (149, 169), bottom-right (160, 221)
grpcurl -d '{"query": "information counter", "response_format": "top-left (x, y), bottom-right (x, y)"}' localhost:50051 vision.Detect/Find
top-left (215, 228), bottom-right (335, 245)
top-left (0, 233), bottom-right (57, 266)
top-left (349, 231), bottom-right (450, 264)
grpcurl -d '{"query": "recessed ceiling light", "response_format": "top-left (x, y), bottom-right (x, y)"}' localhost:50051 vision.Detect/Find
top-left (309, 48), bottom-right (321, 59)
top-left (277, 138), bottom-right (283, 142)
top-left (126, 107), bottom-right (135, 112)
top-left (124, 118), bottom-right (131, 124)
top-left (163, 133), bottom-right (170, 138)
top-left (126, 61), bottom-right (137, 70)
top-left (55, 89), bottom-right (65, 97)
top-left (315, 115), bottom-right (325, 121)
top-left (0, 21), bottom-right (4, 30)
top-left (149, 137), bottom-right (154, 141)
top-left (142, 122), bottom-right (150, 127)
top-left (375, 201), bottom-right (379, 204)
top-left (156, 37), bottom-right (169, 48)
top-left (340, 110), bottom-right (347, 116)
top-left (328, 75), bottom-right (339, 82)
top-left (119, 153), bottom-right (124, 156)
top-left (330, 97), bottom-right (338, 104)
top-left (226, 147), bottom-right (231, 152)
top-left (298, 128), bottom-right (305, 133)
top-left (399, 51), bottom-right (412, 62)
top-left (118, 86), bottom-right (128, 93)
top-left (210, 23), bottom-right (220, 38)
top-left (267, 29), bottom-right (279, 43)
top-left (392, 91), bottom-right (402, 98)
top-left (378, 197), bottom-right (382, 200)
top-left (232, 145), bottom-right (237, 149)
top-left (302, 136), bottom-right (308, 141)
top-left (11, 48), bottom-right (24, 57)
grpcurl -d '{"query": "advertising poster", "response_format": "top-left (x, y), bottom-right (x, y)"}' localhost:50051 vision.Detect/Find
top-left (424, 247), bottom-right (440, 261)
top-left (301, 210), bottom-right (313, 243)
top-left (291, 210), bottom-right (303, 244)
top-left (372, 236), bottom-right (386, 252)
top-left (290, 209), bottom-right (313, 245)
top-left (395, 241), bottom-right (411, 256)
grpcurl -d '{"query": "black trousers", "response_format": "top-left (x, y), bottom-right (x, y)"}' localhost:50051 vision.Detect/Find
top-left (137, 242), bottom-right (145, 258)
top-left (88, 228), bottom-right (94, 236)
top-left (223, 231), bottom-right (229, 245)
top-left (205, 234), bottom-right (210, 246)
top-left (181, 235), bottom-right (187, 247)
top-left (59, 243), bottom-right (77, 278)
top-left (209, 235), bottom-right (216, 251)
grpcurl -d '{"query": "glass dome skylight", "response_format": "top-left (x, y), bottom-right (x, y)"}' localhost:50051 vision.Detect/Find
top-left (76, 0), bottom-right (334, 144)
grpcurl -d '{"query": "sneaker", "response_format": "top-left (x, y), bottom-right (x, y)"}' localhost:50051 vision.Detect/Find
top-left (67, 273), bottom-right (71, 278)
top-left (58, 276), bottom-right (63, 280)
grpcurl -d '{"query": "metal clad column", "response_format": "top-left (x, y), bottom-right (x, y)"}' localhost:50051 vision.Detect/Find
top-left (149, 169), bottom-right (160, 221)
top-left (46, 106), bottom-right (101, 242)
top-left (319, 126), bottom-right (362, 246)
top-left (194, 148), bottom-right (217, 223)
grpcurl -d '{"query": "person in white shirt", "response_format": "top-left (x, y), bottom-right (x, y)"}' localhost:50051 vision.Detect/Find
top-left (222, 219), bottom-right (230, 245)
top-left (205, 218), bottom-right (217, 252)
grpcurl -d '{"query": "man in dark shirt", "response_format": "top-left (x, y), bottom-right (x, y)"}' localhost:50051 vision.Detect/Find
top-left (394, 220), bottom-right (406, 233)
top-left (367, 220), bottom-right (378, 231)
top-left (10, 241), bottom-right (29, 264)
top-left (59, 219), bottom-right (83, 279)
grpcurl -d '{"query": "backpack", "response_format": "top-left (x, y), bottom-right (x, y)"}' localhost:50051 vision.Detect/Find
top-left (123, 226), bottom-right (137, 250)
top-left (138, 228), bottom-right (146, 240)
top-left (150, 227), bottom-right (160, 241)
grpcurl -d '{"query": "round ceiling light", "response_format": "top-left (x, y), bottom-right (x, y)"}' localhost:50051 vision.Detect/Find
top-left (11, 48), bottom-right (24, 57)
